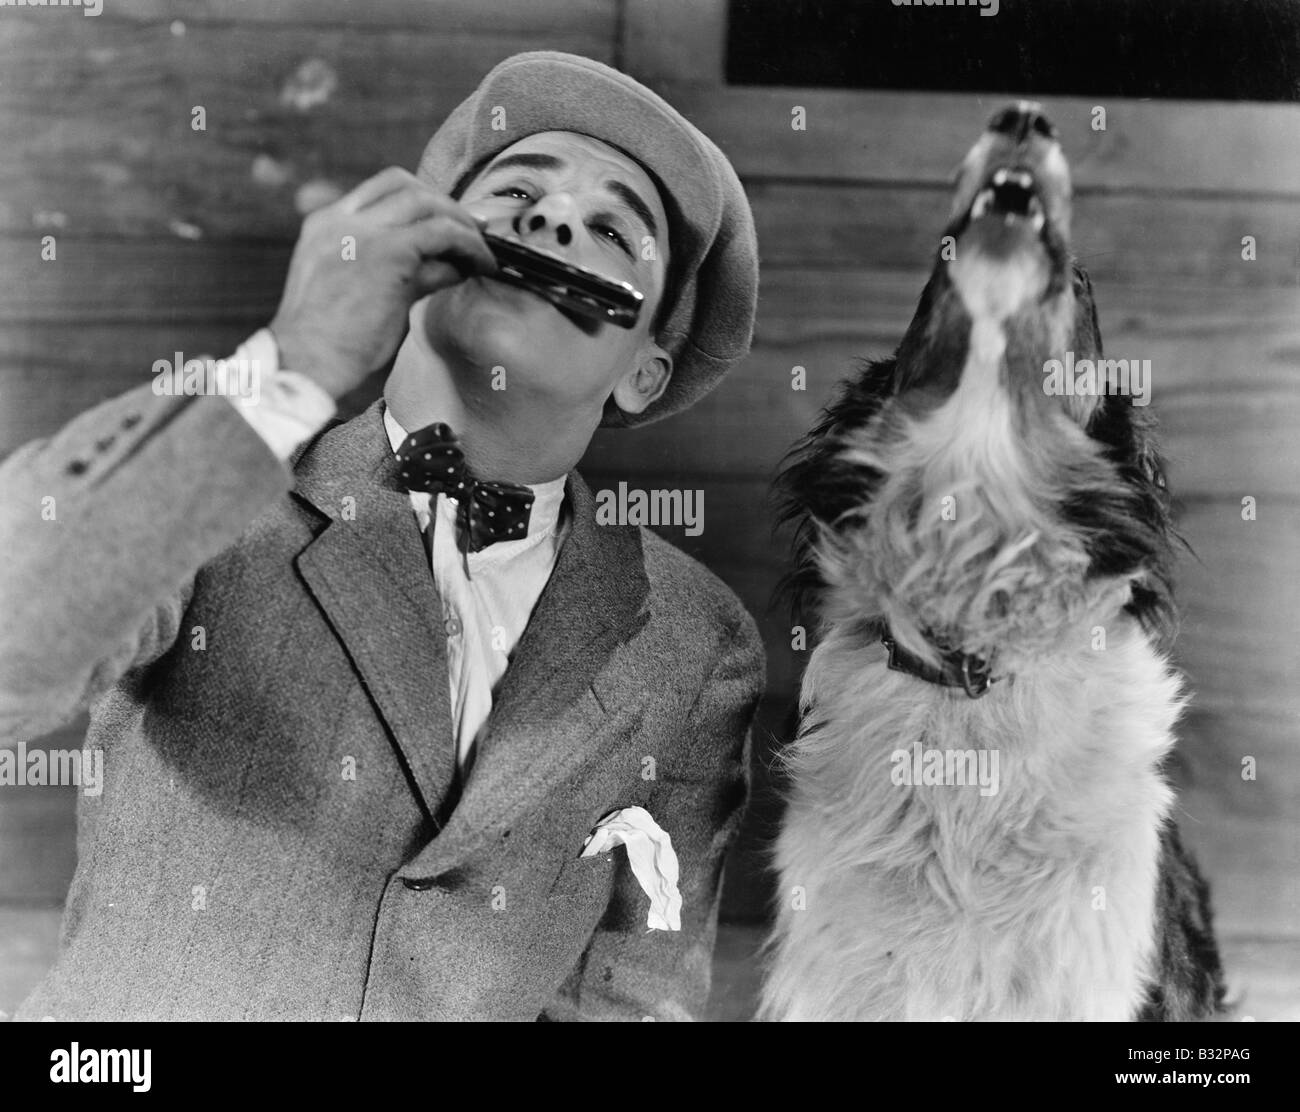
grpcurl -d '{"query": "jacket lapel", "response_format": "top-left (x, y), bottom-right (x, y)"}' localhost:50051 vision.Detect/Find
top-left (291, 401), bottom-right (458, 826)
top-left (288, 401), bottom-right (652, 871)
top-left (405, 471), bottom-right (651, 878)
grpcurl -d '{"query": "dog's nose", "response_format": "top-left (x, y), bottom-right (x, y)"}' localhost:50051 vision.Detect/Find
top-left (987, 102), bottom-right (1057, 144)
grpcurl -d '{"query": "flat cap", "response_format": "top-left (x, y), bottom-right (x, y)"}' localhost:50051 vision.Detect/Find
top-left (416, 51), bottom-right (758, 427)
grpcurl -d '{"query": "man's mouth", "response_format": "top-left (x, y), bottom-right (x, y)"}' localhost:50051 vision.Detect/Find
top-left (968, 168), bottom-right (1047, 234)
top-left (479, 274), bottom-right (602, 336)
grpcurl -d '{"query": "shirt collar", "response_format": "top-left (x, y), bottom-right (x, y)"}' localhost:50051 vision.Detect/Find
top-left (382, 405), bottom-right (567, 540)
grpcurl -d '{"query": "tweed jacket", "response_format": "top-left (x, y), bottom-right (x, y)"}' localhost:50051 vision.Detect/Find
top-left (0, 384), bottom-right (764, 1021)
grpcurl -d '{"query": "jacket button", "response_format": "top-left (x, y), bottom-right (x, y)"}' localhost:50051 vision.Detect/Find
top-left (402, 876), bottom-right (437, 891)
top-left (444, 616), bottom-right (461, 637)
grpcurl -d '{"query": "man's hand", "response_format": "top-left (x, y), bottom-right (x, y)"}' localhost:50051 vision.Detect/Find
top-left (269, 167), bottom-right (496, 399)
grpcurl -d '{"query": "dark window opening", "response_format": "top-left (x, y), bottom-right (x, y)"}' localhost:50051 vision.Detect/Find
top-left (726, 0), bottom-right (1300, 101)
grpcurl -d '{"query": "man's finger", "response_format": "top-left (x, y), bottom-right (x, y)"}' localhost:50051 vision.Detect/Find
top-left (337, 166), bottom-right (418, 214)
top-left (410, 258), bottom-right (467, 298)
top-left (367, 184), bottom-right (479, 230)
top-left (405, 216), bottom-right (497, 277)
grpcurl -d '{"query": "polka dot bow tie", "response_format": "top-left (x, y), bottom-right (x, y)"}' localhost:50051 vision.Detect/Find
top-left (395, 422), bottom-right (535, 554)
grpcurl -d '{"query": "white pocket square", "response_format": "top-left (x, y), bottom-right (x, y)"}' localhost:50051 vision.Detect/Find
top-left (581, 806), bottom-right (682, 931)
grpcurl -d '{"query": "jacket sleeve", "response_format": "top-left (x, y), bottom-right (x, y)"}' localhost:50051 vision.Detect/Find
top-left (539, 609), bottom-right (766, 1021)
top-left (0, 384), bottom-right (295, 745)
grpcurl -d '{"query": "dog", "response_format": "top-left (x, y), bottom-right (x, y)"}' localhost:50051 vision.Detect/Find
top-left (761, 103), bottom-right (1227, 1021)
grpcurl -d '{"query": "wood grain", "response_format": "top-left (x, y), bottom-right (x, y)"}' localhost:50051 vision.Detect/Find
top-left (659, 85), bottom-right (1300, 196)
top-left (749, 183), bottom-right (1300, 287)
top-left (0, 786), bottom-right (77, 906)
top-left (0, 907), bottom-right (61, 1019)
top-left (621, 0), bottom-right (727, 85)
top-left (107, 0), bottom-right (618, 32)
top-left (0, 13), bottom-right (615, 239)
top-left (6, 20), bottom-right (1299, 240)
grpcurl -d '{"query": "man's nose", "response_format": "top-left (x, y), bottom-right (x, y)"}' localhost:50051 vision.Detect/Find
top-left (987, 101), bottom-right (1057, 145)
top-left (514, 193), bottom-right (578, 248)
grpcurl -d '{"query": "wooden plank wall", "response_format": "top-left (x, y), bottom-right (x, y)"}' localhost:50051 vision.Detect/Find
top-left (2, 0), bottom-right (1298, 1018)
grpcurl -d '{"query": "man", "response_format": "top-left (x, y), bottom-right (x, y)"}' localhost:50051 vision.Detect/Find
top-left (0, 52), bottom-right (763, 1021)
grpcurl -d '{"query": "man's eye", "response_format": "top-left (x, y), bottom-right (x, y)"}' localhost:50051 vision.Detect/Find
top-left (491, 187), bottom-right (533, 201)
top-left (593, 223), bottom-right (631, 255)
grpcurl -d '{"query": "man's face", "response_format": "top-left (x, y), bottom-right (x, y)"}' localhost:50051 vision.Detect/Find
top-left (415, 130), bottom-right (673, 420)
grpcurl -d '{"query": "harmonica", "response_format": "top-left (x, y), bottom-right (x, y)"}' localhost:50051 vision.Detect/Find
top-left (482, 231), bottom-right (644, 329)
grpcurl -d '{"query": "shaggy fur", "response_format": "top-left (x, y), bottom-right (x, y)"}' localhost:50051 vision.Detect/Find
top-left (762, 104), bottom-right (1226, 1021)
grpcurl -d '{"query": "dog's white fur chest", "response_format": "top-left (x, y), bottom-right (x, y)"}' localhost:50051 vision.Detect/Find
top-left (761, 620), bottom-right (1182, 1021)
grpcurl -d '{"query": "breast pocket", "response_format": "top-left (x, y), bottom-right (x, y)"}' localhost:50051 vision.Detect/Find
top-left (548, 848), bottom-right (620, 903)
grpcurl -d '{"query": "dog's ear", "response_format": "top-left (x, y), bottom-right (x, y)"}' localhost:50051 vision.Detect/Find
top-left (774, 357), bottom-right (900, 619)
top-left (1070, 398), bottom-right (1180, 649)
top-left (1085, 377), bottom-right (1169, 503)
top-left (1068, 261), bottom-right (1180, 642)
top-left (1073, 290), bottom-right (1179, 650)
top-left (1133, 413), bottom-right (1170, 494)
top-left (1071, 260), bottom-right (1103, 360)
top-left (893, 268), bottom-right (970, 396)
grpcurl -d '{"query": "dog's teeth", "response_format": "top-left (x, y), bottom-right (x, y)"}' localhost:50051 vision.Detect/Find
top-left (1028, 195), bottom-right (1046, 233)
top-left (972, 188), bottom-right (993, 218)
top-left (993, 168), bottom-right (1009, 186)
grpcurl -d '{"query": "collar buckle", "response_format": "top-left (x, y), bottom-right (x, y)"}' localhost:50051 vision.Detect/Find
top-left (882, 629), bottom-right (1000, 700)
top-left (959, 653), bottom-right (994, 699)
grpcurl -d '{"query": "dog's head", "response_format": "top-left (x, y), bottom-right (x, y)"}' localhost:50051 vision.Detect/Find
top-left (779, 104), bottom-right (1177, 673)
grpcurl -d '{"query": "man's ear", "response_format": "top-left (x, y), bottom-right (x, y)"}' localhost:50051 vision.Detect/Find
top-left (610, 342), bottom-right (672, 417)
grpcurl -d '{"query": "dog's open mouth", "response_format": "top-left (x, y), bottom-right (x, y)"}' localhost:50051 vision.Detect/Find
top-left (943, 105), bottom-right (1073, 309)
top-left (944, 104), bottom-right (1070, 265)
top-left (970, 168), bottom-right (1047, 235)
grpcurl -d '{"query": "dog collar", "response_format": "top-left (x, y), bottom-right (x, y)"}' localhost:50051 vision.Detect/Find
top-left (881, 628), bottom-right (1000, 699)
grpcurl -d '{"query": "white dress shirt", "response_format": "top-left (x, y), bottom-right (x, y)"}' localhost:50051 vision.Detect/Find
top-left (227, 328), bottom-right (569, 777)
top-left (382, 408), bottom-right (568, 775)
